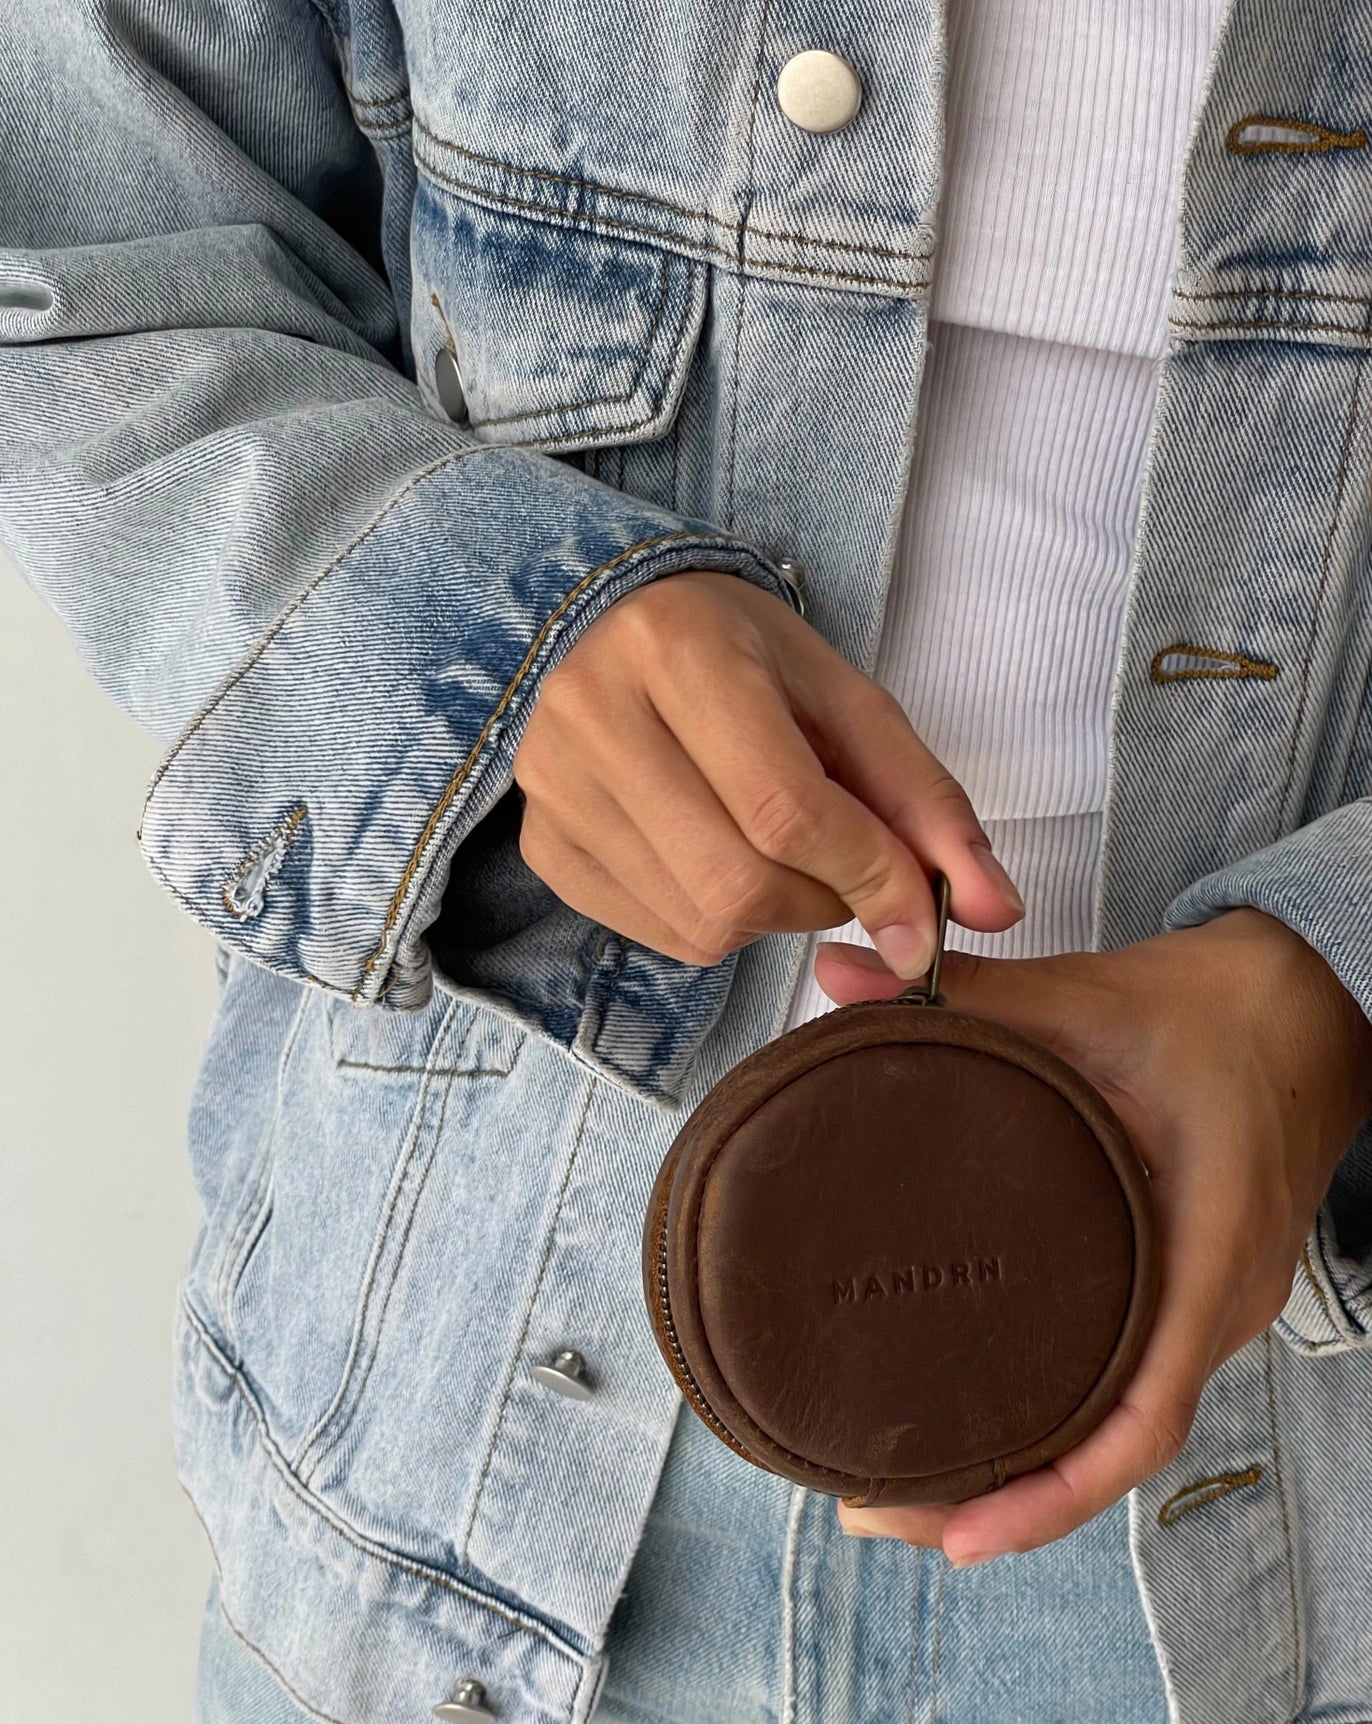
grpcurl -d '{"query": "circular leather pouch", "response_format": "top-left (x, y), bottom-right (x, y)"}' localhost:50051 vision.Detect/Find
top-left (642, 889), bottom-right (1159, 1508)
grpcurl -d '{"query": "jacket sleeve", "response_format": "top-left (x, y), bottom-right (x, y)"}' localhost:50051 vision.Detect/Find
top-left (1161, 799), bottom-right (1372, 1355)
top-left (0, 0), bottom-right (798, 1010)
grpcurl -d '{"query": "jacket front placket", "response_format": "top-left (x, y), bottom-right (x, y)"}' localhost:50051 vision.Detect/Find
top-left (1097, 3), bottom-right (1372, 1719)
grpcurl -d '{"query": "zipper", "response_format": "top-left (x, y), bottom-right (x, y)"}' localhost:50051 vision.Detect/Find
top-left (649, 1172), bottom-right (762, 1466)
top-left (651, 873), bottom-right (950, 1465)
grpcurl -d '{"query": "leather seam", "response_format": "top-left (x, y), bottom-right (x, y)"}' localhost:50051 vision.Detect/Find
top-left (662, 1017), bottom-right (1154, 1496)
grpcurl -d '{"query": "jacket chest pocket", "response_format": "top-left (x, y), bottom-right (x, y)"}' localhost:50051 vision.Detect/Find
top-left (412, 178), bottom-right (710, 508)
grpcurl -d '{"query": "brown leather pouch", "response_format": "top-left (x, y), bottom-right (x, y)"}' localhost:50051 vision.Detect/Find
top-left (642, 876), bottom-right (1158, 1507)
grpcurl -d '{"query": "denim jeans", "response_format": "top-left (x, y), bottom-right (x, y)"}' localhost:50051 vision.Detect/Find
top-left (195, 1396), bottom-right (1169, 1724)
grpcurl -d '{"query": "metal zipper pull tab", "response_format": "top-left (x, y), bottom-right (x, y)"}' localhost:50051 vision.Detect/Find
top-left (892, 870), bottom-right (951, 1008)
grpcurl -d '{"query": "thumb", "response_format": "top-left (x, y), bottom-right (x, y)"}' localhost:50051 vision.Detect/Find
top-left (812, 941), bottom-right (1100, 1068)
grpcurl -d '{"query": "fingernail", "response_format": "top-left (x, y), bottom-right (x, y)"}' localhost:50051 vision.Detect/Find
top-left (970, 840), bottom-right (1025, 918)
top-left (947, 1548), bottom-right (1002, 1569)
top-left (870, 923), bottom-right (935, 980)
top-left (816, 941), bottom-right (891, 973)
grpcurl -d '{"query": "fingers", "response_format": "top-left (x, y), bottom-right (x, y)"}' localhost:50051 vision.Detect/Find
top-left (833, 1333), bottom-right (1208, 1563)
top-left (837, 1497), bottom-right (950, 1548)
top-left (519, 802), bottom-right (744, 967)
top-left (787, 661), bottom-right (1025, 935)
top-left (523, 568), bottom-right (1024, 972)
top-left (844, 1142), bottom-right (1228, 1561)
top-left (811, 939), bottom-right (913, 1005)
top-left (574, 697), bottom-right (853, 940)
top-left (518, 692), bottom-right (852, 961)
top-left (650, 652), bottom-right (951, 977)
top-left (811, 944), bottom-right (1110, 1076)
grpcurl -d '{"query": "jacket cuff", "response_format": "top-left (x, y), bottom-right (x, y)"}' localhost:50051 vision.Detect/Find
top-left (137, 444), bottom-right (799, 1009)
top-left (1160, 798), bottom-right (1372, 1354)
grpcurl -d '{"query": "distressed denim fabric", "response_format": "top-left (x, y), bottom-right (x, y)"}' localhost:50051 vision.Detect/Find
top-left (4, 1), bottom-right (1372, 1722)
top-left (593, 1400), bottom-right (1169, 1724)
top-left (193, 1402), bottom-right (1169, 1724)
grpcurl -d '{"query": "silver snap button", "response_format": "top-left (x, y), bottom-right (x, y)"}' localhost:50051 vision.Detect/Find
top-left (433, 1678), bottom-right (496, 1721)
top-left (776, 50), bottom-right (862, 134)
top-left (775, 557), bottom-right (808, 618)
top-left (434, 347), bottom-right (468, 422)
top-left (530, 1348), bottom-right (594, 1401)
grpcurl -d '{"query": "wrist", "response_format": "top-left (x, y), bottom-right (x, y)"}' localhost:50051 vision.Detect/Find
top-left (1216, 904), bottom-right (1372, 1132)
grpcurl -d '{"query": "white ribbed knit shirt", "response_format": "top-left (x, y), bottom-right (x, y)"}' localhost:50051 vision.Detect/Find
top-left (784, 0), bottom-right (1227, 1033)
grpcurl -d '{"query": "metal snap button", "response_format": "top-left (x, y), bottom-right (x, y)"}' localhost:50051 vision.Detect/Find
top-left (530, 1348), bottom-right (594, 1400)
top-left (776, 50), bottom-right (863, 134)
top-left (434, 347), bottom-right (468, 422)
top-left (775, 557), bottom-right (808, 618)
top-left (433, 1678), bottom-right (496, 1721)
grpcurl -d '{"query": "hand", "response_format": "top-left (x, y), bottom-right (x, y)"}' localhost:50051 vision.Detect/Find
top-left (817, 907), bottom-right (1372, 1563)
top-left (513, 570), bottom-right (1024, 972)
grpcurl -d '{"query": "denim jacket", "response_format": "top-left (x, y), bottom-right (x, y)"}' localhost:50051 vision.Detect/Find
top-left (4, 1), bottom-right (1372, 1719)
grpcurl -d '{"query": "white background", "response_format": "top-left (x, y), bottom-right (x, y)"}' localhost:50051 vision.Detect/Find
top-left (1, 553), bottom-right (213, 1718)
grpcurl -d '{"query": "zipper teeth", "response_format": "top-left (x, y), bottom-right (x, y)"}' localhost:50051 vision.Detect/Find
top-left (654, 1006), bottom-right (944, 1468)
top-left (653, 1001), bottom-right (939, 1466)
top-left (652, 1201), bottom-right (754, 1459)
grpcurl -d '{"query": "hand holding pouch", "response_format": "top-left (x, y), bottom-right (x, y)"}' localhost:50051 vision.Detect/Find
top-left (642, 875), bottom-right (1159, 1507)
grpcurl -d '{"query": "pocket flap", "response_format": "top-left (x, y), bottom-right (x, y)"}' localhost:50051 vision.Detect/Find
top-left (415, 185), bottom-right (707, 454)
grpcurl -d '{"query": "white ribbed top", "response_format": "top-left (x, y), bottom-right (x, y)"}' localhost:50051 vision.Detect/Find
top-left (784, 0), bottom-right (1226, 1031)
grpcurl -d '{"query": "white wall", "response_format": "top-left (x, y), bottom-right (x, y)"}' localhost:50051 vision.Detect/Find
top-left (1, 556), bottom-right (213, 1717)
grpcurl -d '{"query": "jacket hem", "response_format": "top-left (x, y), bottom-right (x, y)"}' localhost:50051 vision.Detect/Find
top-left (175, 1291), bottom-right (606, 1724)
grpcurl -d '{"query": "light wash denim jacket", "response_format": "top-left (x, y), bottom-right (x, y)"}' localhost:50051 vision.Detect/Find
top-left (4, 0), bottom-right (1372, 1719)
